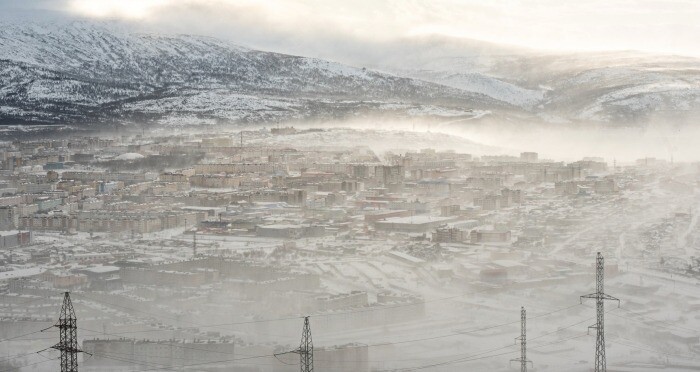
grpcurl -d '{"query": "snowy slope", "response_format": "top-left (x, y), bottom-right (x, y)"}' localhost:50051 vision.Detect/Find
top-left (2, 19), bottom-right (699, 127)
top-left (366, 36), bottom-right (700, 125)
top-left (540, 65), bottom-right (700, 123)
top-left (0, 19), bottom-right (512, 126)
top-left (405, 70), bottom-right (545, 108)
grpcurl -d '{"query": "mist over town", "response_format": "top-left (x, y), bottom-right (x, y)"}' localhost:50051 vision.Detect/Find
top-left (1, 1), bottom-right (699, 371)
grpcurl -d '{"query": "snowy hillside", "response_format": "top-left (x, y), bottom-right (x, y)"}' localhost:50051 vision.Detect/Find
top-left (408, 55), bottom-right (700, 124)
top-left (404, 70), bottom-right (545, 108)
top-left (356, 36), bottom-right (700, 125)
top-left (1, 20), bottom-right (699, 127)
top-left (0, 20), bottom-right (512, 126)
top-left (540, 64), bottom-right (700, 123)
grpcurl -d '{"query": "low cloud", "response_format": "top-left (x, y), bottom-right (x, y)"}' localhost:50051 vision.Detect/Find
top-left (54, 0), bottom-right (700, 61)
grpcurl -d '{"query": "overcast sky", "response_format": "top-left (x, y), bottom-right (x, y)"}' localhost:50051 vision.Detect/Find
top-left (2, 0), bottom-right (700, 59)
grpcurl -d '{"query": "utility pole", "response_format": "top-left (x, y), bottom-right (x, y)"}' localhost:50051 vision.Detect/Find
top-left (580, 252), bottom-right (620, 372)
top-left (292, 316), bottom-right (313, 372)
top-left (51, 292), bottom-right (84, 372)
top-left (511, 306), bottom-right (531, 372)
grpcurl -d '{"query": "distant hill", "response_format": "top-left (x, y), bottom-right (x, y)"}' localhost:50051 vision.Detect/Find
top-left (0, 20), bottom-right (513, 127)
top-left (369, 36), bottom-right (700, 124)
top-left (1, 19), bottom-right (699, 128)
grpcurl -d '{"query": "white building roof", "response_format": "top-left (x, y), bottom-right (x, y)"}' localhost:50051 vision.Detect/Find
top-left (83, 266), bottom-right (120, 274)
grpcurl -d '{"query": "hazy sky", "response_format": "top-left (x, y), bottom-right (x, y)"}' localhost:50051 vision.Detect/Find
top-left (3, 0), bottom-right (700, 58)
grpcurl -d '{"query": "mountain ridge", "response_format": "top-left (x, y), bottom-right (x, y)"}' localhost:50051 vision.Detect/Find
top-left (0, 19), bottom-right (519, 127)
top-left (1, 19), bottom-right (699, 128)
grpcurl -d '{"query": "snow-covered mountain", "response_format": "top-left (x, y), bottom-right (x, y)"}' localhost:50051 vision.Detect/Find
top-left (534, 54), bottom-right (700, 123)
top-left (1, 19), bottom-right (699, 128)
top-left (368, 37), bottom-right (700, 125)
top-left (0, 20), bottom-right (513, 126)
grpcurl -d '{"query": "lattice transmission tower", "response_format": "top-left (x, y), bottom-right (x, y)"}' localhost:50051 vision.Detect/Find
top-left (292, 316), bottom-right (313, 372)
top-left (510, 306), bottom-right (531, 371)
top-left (580, 252), bottom-right (620, 372)
top-left (51, 292), bottom-right (84, 372)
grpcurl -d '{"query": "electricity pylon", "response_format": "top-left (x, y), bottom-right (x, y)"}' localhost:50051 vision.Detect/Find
top-left (51, 292), bottom-right (84, 372)
top-left (292, 316), bottom-right (313, 372)
top-left (510, 306), bottom-right (531, 372)
top-left (580, 252), bottom-right (620, 372)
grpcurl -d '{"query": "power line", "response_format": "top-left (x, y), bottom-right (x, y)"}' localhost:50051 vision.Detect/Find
top-left (605, 309), bottom-right (693, 334)
top-left (0, 296), bottom-right (54, 307)
top-left (12, 268), bottom-right (696, 372)
top-left (0, 335), bottom-right (56, 342)
top-left (0, 357), bottom-right (59, 372)
top-left (0, 329), bottom-right (47, 344)
top-left (81, 326), bottom-right (326, 364)
top-left (617, 306), bottom-right (700, 334)
top-left (78, 327), bottom-right (242, 356)
top-left (127, 352), bottom-right (280, 372)
top-left (96, 303), bottom-right (593, 368)
top-left (86, 315), bottom-right (585, 371)
top-left (377, 307), bottom-right (615, 371)
top-left (529, 305), bottom-right (619, 343)
top-left (72, 292), bottom-right (303, 328)
top-left (71, 283), bottom-right (575, 334)
top-left (79, 328), bottom-right (382, 366)
top-left (95, 350), bottom-right (379, 371)
top-left (76, 301), bottom-right (581, 359)
top-left (398, 332), bottom-right (590, 371)
top-left (78, 302), bottom-right (579, 368)
top-left (2, 292), bottom-right (640, 371)
top-left (0, 351), bottom-right (39, 362)
top-left (86, 349), bottom-right (234, 363)
top-left (88, 352), bottom-right (175, 370)
top-left (360, 303), bottom-right (581, 349)
top-left (3, 290), bottom-right (622, 371)
top-left (75, 298), bottom-right (585, 366)
top-left (610, 336), bottom-right (700, 362)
